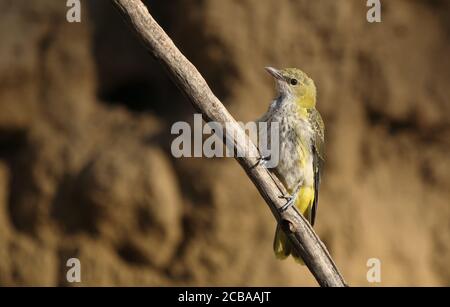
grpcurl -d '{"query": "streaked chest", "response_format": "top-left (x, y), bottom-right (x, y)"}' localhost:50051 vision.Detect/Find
top-left (265, 98), bottom-right (314, 190)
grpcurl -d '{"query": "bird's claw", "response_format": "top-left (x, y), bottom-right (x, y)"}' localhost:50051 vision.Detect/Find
top-left (279, 195), bottom-right (295, 212)
top-left (256, 155), bottom-right (271, 168)
top-left (278, 181), bottom-right (302, 213)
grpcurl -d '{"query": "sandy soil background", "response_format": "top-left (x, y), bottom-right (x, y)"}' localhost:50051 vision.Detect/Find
top-left (0, 0), bottom-right (449, 286)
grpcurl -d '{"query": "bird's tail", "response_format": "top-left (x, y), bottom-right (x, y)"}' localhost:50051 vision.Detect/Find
top-left (273, 225), bottom-right (305, 264)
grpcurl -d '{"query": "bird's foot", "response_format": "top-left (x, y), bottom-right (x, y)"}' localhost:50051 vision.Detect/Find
top-left (279, 195), bottom-right (296, 212)
top-left (256, 155), bottom-right (271, 168)
top-left (278, 182), bottom-right (302, 213)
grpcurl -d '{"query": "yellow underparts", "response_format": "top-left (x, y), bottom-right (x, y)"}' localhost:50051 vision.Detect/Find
top-left (273, 140), bottom-right (315, 264)
top-left (273, 186), bottom-right (315, 263)
top-left (291, 139), bottom-right (314, 219)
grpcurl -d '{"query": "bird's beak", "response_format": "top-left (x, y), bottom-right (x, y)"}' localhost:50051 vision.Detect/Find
top-left (265, 67), bottom-right (284, 81)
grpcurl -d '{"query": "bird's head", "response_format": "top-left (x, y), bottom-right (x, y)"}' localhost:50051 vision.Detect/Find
top-left (265, 67), bottom-right (316, 108)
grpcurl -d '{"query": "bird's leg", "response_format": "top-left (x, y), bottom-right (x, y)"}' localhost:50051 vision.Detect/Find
top-left (256, 154), bottom-right (271, 168)
top-left (279, 181), bottom-right (302, 212)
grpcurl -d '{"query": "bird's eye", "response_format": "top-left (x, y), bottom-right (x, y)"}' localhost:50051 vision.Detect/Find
top-left (290, 79), bottom-right (298, 85)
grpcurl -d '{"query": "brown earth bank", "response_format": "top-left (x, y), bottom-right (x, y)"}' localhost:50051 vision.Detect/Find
top-left (0, 0), bottom-right (449, 286)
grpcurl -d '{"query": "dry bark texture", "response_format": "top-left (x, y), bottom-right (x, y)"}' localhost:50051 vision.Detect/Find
top-left (0, 0), bottom-right (449, 285)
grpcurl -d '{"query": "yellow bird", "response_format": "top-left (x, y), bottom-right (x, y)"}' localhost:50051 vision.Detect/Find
top-left (259, 67), bottom-right (324, 263)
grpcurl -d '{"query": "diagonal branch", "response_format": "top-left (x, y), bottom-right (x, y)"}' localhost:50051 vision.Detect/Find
top-left (112, 0), bottom-right (347, 287)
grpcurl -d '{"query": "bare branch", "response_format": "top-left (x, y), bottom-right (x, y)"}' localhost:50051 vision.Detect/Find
top-left (112, 0), bottom-right (347, 287)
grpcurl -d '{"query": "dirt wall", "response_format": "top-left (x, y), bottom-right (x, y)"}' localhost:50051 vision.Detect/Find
top-left (0, 0), bottom-right (449, 286)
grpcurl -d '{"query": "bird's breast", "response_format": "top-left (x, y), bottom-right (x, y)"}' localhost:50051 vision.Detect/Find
top-left (265, 103), bottom-right (314, 190)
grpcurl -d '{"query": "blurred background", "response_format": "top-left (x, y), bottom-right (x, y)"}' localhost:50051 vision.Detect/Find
top-left (0, 0), bottom-right (449, 286)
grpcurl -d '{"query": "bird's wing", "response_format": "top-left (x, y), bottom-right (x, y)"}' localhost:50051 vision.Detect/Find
top-left (311, 146), bottom-right (321, 226)
top-left (308, 108), bottom-right (325, 161)
top-left (308, 109), bottom-right (325, 226)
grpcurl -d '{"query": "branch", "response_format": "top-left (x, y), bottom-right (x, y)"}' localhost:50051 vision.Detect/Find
top-left (112, 0), bottom-right (347, 287)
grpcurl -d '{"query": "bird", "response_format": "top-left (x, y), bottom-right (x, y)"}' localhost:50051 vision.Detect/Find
top-left (258, 67), bottom-right (324, 263)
